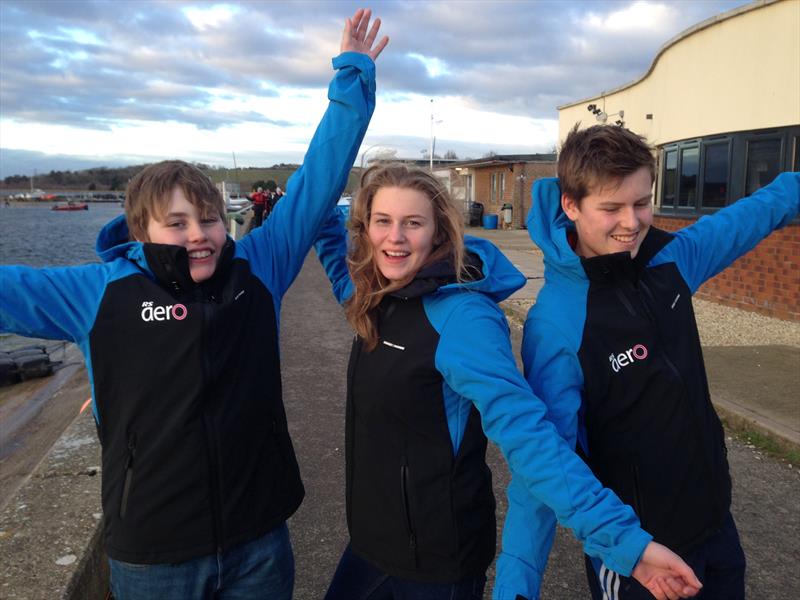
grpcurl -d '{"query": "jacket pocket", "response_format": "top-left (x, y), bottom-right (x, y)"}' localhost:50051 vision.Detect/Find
top-left (399, 462), bottom-right (418, 566)
top-left (119, 433), bottom-right (137, 519)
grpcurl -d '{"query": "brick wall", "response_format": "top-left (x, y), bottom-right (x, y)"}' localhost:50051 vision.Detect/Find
top-left (474, 162), bottom-right (556, 228)
top-left (653, 215), bottom-right (800, 321)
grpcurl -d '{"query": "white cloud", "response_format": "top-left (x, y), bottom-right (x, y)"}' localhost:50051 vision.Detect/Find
top-left (584, 1), bottom-right (675, 33)
top-left (406, 53), bottom-right (450, 78)
top-left (182, 4), bottom-right (240, 31)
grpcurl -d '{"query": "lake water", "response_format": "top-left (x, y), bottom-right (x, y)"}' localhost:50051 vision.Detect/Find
top-left (0, 203), bottom-right (124, 267)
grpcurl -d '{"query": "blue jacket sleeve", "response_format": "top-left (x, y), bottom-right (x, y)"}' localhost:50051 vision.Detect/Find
top-left (494, 314), bottom-right (587, 599)
top-left (432, 295), bottom-right (651, 586)
top-left (238, 51), bottom-right (376, 299)
top-left (0, 263), bottom-right (108, 343)
top-left (652, 171), bottom-right (799, 293)
top-left (314, 208), bottom-right (354, 305)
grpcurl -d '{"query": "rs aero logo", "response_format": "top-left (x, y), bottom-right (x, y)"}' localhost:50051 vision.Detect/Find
top-left (609, 343), bottom-right (648, 373)
top-left (140, 301), bottom-right (188, 322)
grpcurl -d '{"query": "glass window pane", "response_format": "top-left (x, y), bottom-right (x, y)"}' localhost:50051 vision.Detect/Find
top-left (663, 150), bottom-right (677, 208)
top-left (679, 147), bottom-right (699, 207)
top-left (702, 143), bottom-right (729, 208)
top-left (745, 139), bottom-right (781, 195)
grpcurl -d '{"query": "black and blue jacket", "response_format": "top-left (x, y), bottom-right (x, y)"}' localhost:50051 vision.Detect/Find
top-left (315, 213), bottom-right (655, 585)
top-left (494, 171), bottom-right (799, 599)
top-left (0, 52), bottom-right (376, 565)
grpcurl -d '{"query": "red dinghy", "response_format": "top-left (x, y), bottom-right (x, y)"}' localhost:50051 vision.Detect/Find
top-left (51, 201), bottom-right (89, 211)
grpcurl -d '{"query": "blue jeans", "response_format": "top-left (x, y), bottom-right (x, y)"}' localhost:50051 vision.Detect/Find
top-left (585, 512), bottom-right (745, 600)
top-left (109, 522), bottom-right (294, 600)
top-left (324, 544), bottom-right (486, 600)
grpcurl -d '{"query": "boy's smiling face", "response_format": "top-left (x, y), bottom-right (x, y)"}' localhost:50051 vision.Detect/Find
top-left (561, 166), bottom-right (654, 260)
top-left (142, 186), bottom-right (227, 282)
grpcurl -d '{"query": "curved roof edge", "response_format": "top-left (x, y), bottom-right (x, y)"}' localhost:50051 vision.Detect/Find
top-left (557, 0), bottom-right (779, 110)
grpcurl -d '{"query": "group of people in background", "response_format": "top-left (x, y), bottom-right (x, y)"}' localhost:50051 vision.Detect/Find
top-left (250, 185), bottom-right (284, 229)
top-left (1, 7), bottom-right (797, 600)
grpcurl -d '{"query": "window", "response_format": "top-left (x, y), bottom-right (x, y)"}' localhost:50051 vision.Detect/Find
top-left (499, 173), bottom-right (505, 200)
top-left (655, 125), bottom-right (797, 214)
top-left (745, 138), bottom-right (782, 195)
top-left (491, 173), bottom-right (497, 202)
top-left (702, 142), bottom-right (729, 208)
top-left (662, 150), bottom-right (677, 208)
top-left (678, 146), bottom-right (699, 207)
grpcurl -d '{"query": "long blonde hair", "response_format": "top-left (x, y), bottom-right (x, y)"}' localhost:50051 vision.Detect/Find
top-left (346, 163), bottom-right (466, 350)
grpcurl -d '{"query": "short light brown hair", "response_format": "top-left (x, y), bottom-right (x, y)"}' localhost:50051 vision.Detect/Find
top-left (558, 124), bottom-right (655, 203)
top-left (346, 163), bottom-right (467, 350)
top-left (125, 160), bottom-right (225, 241)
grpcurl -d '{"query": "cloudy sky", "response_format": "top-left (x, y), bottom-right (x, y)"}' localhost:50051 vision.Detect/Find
top-left (0, 0), bottom-right (749, 178)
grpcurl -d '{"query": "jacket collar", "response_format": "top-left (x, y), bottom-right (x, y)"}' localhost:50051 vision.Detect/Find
top-left (580, 227), bottom-right (674, 284)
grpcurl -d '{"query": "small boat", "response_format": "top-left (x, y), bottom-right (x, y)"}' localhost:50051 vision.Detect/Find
top-left (51, 201), bottom-right (89, 211)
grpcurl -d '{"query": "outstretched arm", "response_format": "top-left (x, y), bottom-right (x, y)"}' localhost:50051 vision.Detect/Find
top-left (0, 263), bottom-right (108, 343)
top-left (432, 298), bottom-right (700, 599)
top-left (656, 171), bottom-right (799, 292)
top-left (241, 9), bottom-right (387, 298)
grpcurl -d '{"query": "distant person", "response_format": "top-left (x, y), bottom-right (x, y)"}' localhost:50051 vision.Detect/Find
top-left (313, 163), bottom-right (702, 600)
top-left (273, 186), bottom-right (284, 206)
top-left (0, 9), bottom-right (387, 600)
top-left (251, 186), bottom-right (267, 228)
top-left (264, 188), bottom-right (276, 220)
top-left (496, 124), bottom-right (799, 600)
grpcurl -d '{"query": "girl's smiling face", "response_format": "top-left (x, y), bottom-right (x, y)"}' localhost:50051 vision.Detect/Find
top-left (368, 186), bottom-right (436, 282)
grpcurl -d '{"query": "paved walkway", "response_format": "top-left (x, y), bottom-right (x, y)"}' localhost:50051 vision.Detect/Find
top-left (467, 225), bottom-right (800, 450)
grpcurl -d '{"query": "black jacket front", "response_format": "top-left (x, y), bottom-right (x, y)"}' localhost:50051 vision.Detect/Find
top-left (576, 229), bottom-right (731, 551)
top-left (92, 242), bottom-right (303, 563)
top-left (345, 271), bottom-right (497, 583)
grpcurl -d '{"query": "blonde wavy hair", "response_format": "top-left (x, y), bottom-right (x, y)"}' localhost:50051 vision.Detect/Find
top-left (346, 163), bottom-right (467, 350)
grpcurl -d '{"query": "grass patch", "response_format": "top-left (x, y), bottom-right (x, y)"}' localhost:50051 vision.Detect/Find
top-left (720, 415), bottom-right (800, 465)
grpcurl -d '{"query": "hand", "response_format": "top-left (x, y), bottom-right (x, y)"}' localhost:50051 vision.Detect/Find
top-left (340, 8), bottom-right (389, 61)
top-left (631, 542), bottom-right (703, 599)
top-left (632, 542), bottom-right (702, 599)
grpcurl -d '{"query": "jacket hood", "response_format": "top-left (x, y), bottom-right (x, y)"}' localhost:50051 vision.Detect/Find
top-left (441, 235), bottom-right (525, 303)
top-left (96, 214), bottom-right (147, 267)
top-left (527, 177), bottom-right (584, 281)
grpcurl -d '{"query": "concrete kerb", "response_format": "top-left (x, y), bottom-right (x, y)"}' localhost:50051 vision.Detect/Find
top-left (0, 398), bottom-right (107, 599)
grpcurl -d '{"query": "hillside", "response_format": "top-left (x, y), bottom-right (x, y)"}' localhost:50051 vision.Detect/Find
top-left (1, 163), bottom-right (363, 196)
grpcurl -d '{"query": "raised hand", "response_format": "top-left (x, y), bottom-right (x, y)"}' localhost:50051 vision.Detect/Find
top-left (340, 8), bottom-right (389, 61)
top-left (632, 541), bottom-right (703, 599)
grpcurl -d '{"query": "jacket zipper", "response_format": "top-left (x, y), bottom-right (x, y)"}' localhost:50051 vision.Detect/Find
top-left (400, 460), bottom-right (418, 566)
top-left (631, 463), bottom-right (645, 523)
top-left (199, 299), bottom-right (224, 551)
top-left (119, 433), bottom-right (137, 519)
top-left (637, 279), bottom-right (724, 525)
top-left (345, 335), bottom-right (361, 530)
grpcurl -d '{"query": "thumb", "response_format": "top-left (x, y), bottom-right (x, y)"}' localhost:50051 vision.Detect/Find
top-left (670, 556), bottom-right (702, 590)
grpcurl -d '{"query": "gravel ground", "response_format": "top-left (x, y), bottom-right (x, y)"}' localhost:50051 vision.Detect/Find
top-left (692, 297), bottom-right (800, 347)
top-left (504, 297), bottom-right (800, 348)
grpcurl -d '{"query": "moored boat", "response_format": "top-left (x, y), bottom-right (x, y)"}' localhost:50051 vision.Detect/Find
top-left (51, 201), bottom-right (89, 211)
